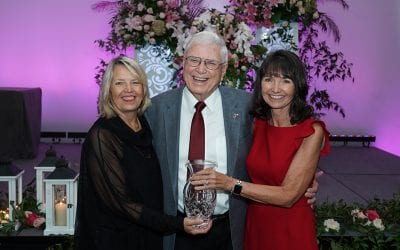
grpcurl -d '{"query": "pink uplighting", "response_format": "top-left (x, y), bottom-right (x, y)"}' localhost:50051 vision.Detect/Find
top-left (0, 0), bottom-right (399, 156)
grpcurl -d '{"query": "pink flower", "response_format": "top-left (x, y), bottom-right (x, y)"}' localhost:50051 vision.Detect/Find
top-left (366, 210), bottom-right (380, 221)
top-left (157, 1), bottom-right (164, 7)
top-left (142, 14), bottom-right (155, 23)
top-left (125, 16), bottom-right (142, 31)
top-left (137, 3), bottom-right (145, 12)
top-left (33, 217), bottom-right (45, 228)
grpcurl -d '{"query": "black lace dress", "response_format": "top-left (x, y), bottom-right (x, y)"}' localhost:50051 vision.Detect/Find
top-left (74, 115), bottom-right (183, 250)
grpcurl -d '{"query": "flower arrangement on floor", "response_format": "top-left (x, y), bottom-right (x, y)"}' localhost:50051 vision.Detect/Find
top-left (93, 0), bottom-right (354, 117)
top-left (0, 186), bottom-right (45, 235)
top-left (315, 192), bottom-right (400, 249)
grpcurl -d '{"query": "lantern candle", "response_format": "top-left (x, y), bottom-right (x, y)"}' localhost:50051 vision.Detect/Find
top-left (55, 201), bottom-right (67, 226)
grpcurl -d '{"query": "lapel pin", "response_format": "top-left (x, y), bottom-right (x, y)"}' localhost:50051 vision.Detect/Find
top-left (232, 113), bottom-right (239, 119)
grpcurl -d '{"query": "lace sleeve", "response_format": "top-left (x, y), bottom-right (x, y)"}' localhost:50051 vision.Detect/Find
top-left (82, 125), bottom-right (184, 234)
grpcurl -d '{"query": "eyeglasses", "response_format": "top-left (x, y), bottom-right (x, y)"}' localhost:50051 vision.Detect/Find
top-left (184, 56), bottom-right (225, 70)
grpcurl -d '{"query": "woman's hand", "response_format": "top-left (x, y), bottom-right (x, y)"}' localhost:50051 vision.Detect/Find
top-left (305, 170), bottom-right (324, 207)
top-left (190, 168), bottom-right (236, 192)
top-left (183, 217), bottom-right (213, 235)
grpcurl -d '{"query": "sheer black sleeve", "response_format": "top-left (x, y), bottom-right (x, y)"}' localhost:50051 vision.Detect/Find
top-left (81, 123), bottom-right (184, 234)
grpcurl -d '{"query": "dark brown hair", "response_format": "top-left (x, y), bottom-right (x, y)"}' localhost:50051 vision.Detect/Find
top-left (250, 49), bottom-right (314, 124)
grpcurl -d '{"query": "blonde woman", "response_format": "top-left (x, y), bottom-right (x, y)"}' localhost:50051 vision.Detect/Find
top-left (74, 56), bottom-right (210, 250)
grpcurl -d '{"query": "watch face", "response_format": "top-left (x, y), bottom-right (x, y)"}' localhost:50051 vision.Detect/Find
top-left (233, 183), bottom-right (242, 195)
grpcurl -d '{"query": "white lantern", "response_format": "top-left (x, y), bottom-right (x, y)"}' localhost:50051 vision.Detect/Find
top-left (34, 146), bottom-right (59, 211)
top-left (0, 158), bottom-right (24, 220)
top-left (43, 157), bottom-right (78, 235)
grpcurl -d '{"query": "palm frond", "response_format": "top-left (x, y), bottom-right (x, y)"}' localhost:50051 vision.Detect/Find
top-left (316, 0), bottom-right (349, 9)
top-left (318, 13), bottom-right (341, 42)
top-left (91, 1), bottom-right (120, 12)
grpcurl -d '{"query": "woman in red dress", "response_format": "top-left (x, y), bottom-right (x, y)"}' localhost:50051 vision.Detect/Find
top-left (191, 49), bottom-right (330, 249)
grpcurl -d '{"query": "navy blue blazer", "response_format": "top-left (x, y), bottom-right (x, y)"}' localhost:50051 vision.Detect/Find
top-left (145, 85), bottom-right (253, 250)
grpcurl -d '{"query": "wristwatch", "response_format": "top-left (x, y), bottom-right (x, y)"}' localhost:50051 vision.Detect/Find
top-left (231, 180), bottom-right (242, 196)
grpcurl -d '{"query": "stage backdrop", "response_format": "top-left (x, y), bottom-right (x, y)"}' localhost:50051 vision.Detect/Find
top-left (0, 0), bottom-right (399, 156)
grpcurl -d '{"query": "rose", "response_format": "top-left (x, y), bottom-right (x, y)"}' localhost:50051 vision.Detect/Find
top-left (366, 210), bottom-right (380, 221)
top-left (152, 20), bottom-right (167, 36)
top-left (323, 219), bottom-right (340, 232)
top-left (24, 211), bottom-right (45, 228)
top-left (33, 217), bottom-right (45, 228)
top-left (25, 211), bottom-right (39, 226)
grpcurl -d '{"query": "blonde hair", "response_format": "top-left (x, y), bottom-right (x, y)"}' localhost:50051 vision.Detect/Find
top-left (98, 56), bottom-right (151, 118)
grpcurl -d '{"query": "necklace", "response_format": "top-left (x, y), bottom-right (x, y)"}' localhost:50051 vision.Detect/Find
top-left (130, 117), bottom-right (142, 132)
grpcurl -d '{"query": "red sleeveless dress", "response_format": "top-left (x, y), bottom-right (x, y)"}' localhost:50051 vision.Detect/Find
top-left (244, 118), bottom-right (330, 250)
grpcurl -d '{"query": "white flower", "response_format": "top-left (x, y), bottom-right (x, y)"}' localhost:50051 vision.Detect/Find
top-left (195, 11), bottom-right (212, 26)
top-left (231, 54), bottom-right (239, 61)
top-left (180, 5), bottom-right (189, 14)
top-left (372, 218), bottom-right (385, 231)
top-left (147, 8), bottom-right (153, 14)
top-left (137, 3), bottom-right (145, 12)
top-left (149, 38), bottom-right (156, 44)
top-left (313, 11), bottom-right (319, 19)
top-left (298, 7), bottom-right (306, 15)
top-left (323, 219), bottom-right (340, 232)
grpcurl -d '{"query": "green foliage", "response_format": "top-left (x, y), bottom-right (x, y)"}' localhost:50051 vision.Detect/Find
top-left (0, 184), bottom-right (45, 235)
top-left (299, 5), bottom-right (354, 118)
top-left (315, 191), bottom-right (400, 249)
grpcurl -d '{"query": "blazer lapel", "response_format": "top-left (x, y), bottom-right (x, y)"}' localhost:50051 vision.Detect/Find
top-left (162, 88), bottom-right (184, 203)
top-left (220, 87), bottom-right (242, 176)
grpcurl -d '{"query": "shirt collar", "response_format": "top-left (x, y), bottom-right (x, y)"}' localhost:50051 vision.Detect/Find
top-left (183, 86), bottom-right (221, 112)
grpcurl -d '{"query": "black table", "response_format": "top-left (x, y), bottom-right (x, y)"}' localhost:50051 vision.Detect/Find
top-left (0, 87), bottom-right (42, 159)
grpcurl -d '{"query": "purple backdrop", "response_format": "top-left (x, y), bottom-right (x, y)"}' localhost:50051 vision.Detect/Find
top-left (0, 0), bottom-right (399, 156)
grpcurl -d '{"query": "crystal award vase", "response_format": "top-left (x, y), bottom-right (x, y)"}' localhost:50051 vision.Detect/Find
top-left (183, 160), bottom-right (217, 228)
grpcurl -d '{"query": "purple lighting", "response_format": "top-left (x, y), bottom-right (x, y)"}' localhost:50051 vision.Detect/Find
top-left (0, 0), bottom-right (399, 157)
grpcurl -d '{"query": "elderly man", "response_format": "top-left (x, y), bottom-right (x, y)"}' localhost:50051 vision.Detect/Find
top-left (145, 31), bottom-right (319, 250)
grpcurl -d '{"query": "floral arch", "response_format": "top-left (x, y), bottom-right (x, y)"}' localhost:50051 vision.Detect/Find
top-left (93, 0), bottom-right (353, 117)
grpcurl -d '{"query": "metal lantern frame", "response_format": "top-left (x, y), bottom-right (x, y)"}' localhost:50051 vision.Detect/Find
top-left (34, 147), bottom-right (59, 211)
top-left (43, 160), bottom-right (78, 235)
top-left (0, 160), bottom-right (25, 220)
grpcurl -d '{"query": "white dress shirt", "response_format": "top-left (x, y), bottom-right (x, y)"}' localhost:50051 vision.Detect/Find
top-left (178, 87), bottom-right (229, 214)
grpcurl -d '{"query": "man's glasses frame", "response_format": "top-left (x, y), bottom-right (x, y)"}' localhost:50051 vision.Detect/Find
top-left (184, 56), bottom-right (225, 70)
